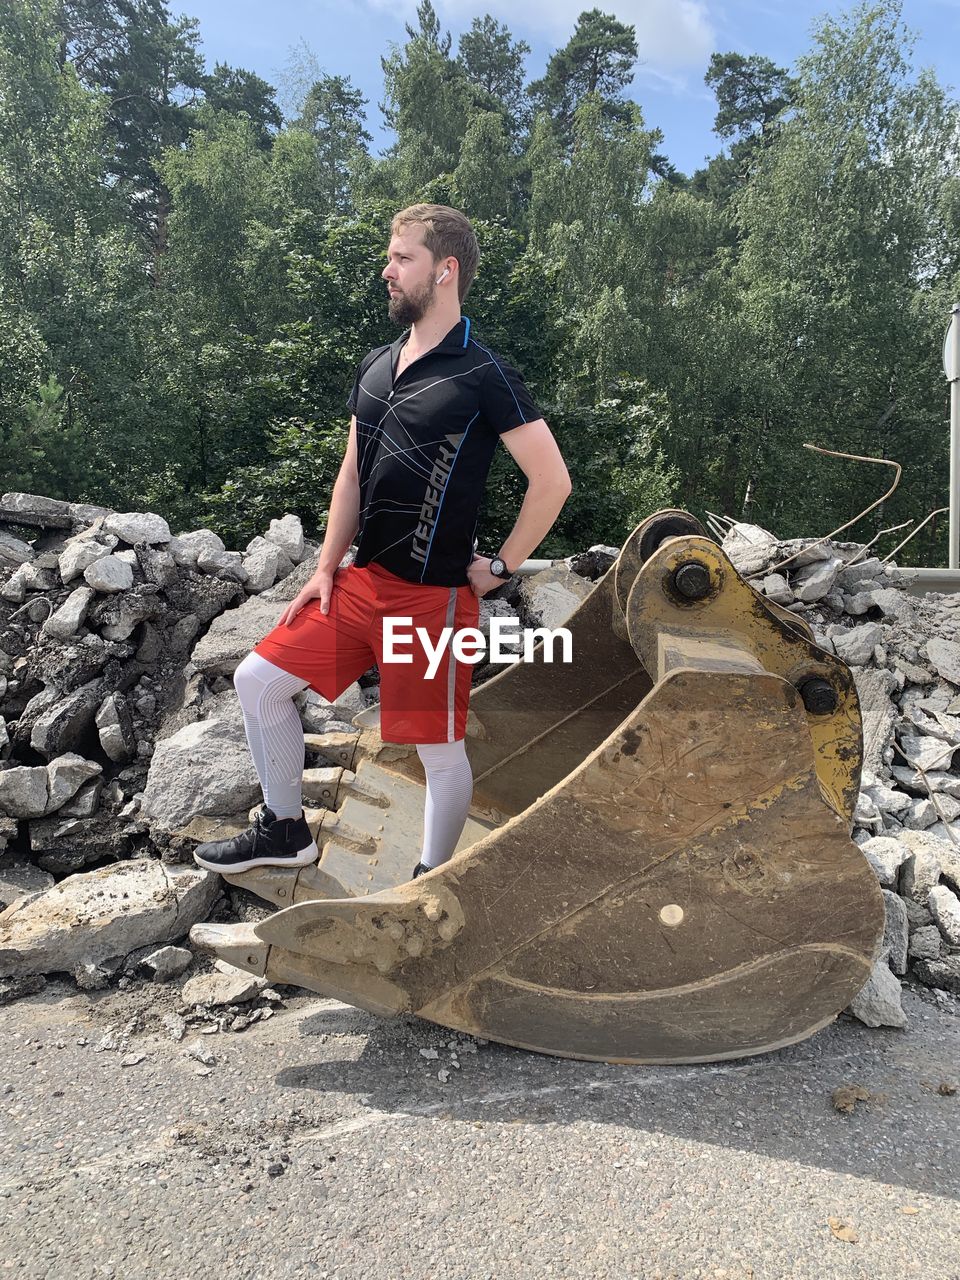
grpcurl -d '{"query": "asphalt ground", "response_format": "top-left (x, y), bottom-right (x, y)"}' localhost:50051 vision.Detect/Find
top-left (0, 978), bottom-right (957, 1280)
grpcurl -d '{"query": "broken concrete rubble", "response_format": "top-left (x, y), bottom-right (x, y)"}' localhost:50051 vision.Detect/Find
top-left (0, 495), bottom-right (957, 1046)
top-left (0, 860), bottom-right (218, 977)
top-left (721, 519), bottom-right (960, 1028)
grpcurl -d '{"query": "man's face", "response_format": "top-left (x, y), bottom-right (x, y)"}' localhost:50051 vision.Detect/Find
top-left (381, 227), bottom-right (447, 327)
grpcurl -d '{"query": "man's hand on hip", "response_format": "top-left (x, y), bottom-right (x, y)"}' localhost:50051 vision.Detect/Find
top-left (467, 554), bottom-right (510, 598)
top-left (277, 567), bottom-right (338, 625)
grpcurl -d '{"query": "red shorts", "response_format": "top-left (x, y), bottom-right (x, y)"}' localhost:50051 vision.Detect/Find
top-left (252, 561), bottom-right (481, 744)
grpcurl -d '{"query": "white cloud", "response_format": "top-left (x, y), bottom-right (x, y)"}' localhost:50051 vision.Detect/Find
top-left (351, 0), bottom-right (716, 71)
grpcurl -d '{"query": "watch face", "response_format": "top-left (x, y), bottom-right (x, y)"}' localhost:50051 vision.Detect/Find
top-left (491, 557), bottom-right (507, 577)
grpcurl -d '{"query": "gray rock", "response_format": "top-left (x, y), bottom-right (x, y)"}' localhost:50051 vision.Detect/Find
top-left (518, 566), bottom-right (592, 630)
top-left (837, 557), bottom-right (884, 591)
top-left (843, 590), bottom-right (877, 616)
top-left (846, 957), bottom-right (907, 1028)
top-left (858, 836), bottom-right (910, 888)
top-left (95, 585), bottom-right (164, 641)
top-left (264, 514), bottom-right (305, 564)
top-left (307, 682), bottom-right (366, 720)
top-left (851, 667), bottom-right (899, 774)
top-left (196, 547), bottom-right (247, 583)
top-left (862, 779), bottom-right (911, 817)
top-left (0, 860), bottom-right (218, 977)
top-left (793, 557), bottom-right (843, 603)
top-left (869, 587), bottom-right (916, 621)
top-left (927, 884), bottom-right (960, 946)
top-left (890, 767), bottom-right (960, 800)
top-left (169, 529), bottom-right (224, 567)
top-left (83, 554), bottom-right (134, 593)
top-left (191, 594), bottom-right (291, 678)
top-left (901, 797), bottom-right (939, 830)
top-left (0, 565), bottom-right (27, 603)
top-left (899, 845), bottom-right (942, 906)
top-left (30, 679), bottom-right (103, 759)
top-left (245, 533), bottom-right (288, 562)
top-left (720, 523), bottom-right (779, 576)
top-left (58, 778), bottom-right (103, 818)
top-left (912, 955), bottom-right (960, 994)
top-left (171, 614), bottom-right (201, 653)
top-left (563, 545), bottom-right (618, 580)
top-left (0, 765), bottom-right (49, 817)
top-left (0, 862), bottom-right (55, 910)
top-left (907, 924), bottom-right (942, 962)
top-left (477, 598), bottom-right (522, 644)
top-left (896, 732), bottom-right (957, 773)
top-left (103, 511), bottom-right (172, 545)
top-left (0, 529), bottom-right (35, 568)
top-left (759, 573), bottom-right (793, 605)
top-left (45, 753), bottom-right (102, 816)
top-left (41, 585), bottom-right (95, 639)
top-left (0, 492), bottom-right (74, 528)
top-left (832, 622), bottom-right (883, 666)
top-left (782, 538), bottom-right (839, 567)
top-left (138, 945), bottom-right (193, 982)
top-left (183, 1038), bottom-right (216, 1066)
top-left (926, 820), bottom-right (959, 844)
top-left (95, 693), bottom-right (136, 763)
top-left (59, 539), bottom-right (115, 583)
top-left (926, 637), bottom-right (960, 687)
top-left (899, 827), bottom-right (956, 864)
top-left (140, 691), bottom-right (262, 831)
top-left (902, 897), bottom-right (933, 931)
top-left (19, 563), bottom-right (57, 594)
top-left (74, 958), bottom-right (122, 990)
top-left (939, 847), bottom-right (960, 897)
top-left (181, 962), bottom-right (267, 1006)
top-left (880, 889), bottom-right (908, 975)
top-left (242, 540), bottom-right (281, 592)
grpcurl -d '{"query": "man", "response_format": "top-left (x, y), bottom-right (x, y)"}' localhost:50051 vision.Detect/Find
top-left (193, 203), bottom-right (572, 881)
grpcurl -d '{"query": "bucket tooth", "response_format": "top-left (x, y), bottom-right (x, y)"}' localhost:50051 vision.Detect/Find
top-left (303, 729), bottom-right (362, 770)
top-left (189, 922), bottom-right (268, 976)
top-left (301, 765), bottom-right (351, 809)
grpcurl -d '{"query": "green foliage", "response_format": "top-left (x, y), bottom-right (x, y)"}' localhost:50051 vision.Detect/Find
top-left (1, 0), bottom-right (958, 569)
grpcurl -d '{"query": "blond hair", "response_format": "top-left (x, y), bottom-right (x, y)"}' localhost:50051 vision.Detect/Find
top-left (390, 203), bottom-right (479, 303)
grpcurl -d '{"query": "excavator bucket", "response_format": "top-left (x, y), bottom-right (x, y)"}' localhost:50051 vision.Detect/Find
top-left (190, 510), bottom-right (885, 1064)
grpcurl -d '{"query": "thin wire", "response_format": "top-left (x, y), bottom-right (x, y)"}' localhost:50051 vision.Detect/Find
top-left (881, 508), bottom-right (949, 565)
top-left (745, 444), bottom-right (902, 580)
top-left (844, 519), bottom-right (915, 567)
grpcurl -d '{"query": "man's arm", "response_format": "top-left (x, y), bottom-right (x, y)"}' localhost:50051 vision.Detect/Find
top-left (277, 418), bottom-right (361, 624)
top-left (468, 417), bottom-right (573, 596)
top-left (316, 416), bottom-right (361, 576)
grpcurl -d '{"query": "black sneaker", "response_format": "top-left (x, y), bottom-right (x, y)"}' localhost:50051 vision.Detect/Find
top-left (193, 804), bottom-right (319, 874)
top-left (411, 861), bottom-right (430, 879)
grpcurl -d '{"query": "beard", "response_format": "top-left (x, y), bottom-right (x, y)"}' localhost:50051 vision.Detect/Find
top-left (387, 276), bottom-right (436, 327)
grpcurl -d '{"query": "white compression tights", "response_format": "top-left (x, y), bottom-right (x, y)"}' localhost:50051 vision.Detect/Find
top-left (415, 738), bottom-right (474, 869)
top-left (234, 651), bottom-right (311, 818)
top-left (233, 651), bottom-right (474, 867)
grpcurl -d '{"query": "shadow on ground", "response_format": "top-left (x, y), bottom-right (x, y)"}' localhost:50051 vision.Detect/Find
top-left (275, 986), bottom-right (960, 1201)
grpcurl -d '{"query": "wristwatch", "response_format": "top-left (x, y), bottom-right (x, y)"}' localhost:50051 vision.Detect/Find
top-left (488, 554), bottom-right (513, 580)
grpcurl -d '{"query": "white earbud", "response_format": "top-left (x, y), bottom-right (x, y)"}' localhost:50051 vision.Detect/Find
top-left (435, 266), bottom-right (450, 285)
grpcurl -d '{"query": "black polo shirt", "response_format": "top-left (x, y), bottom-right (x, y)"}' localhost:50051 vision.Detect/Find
top-left (345, 316), bottom-right (543, 586)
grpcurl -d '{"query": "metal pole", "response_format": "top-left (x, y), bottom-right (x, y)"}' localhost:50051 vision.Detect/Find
top-left (952, 304), bottom-right (960, 570)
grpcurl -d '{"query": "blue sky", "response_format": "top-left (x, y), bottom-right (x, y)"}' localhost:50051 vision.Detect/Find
top-left (182, 0), bottom-right (960, 176)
